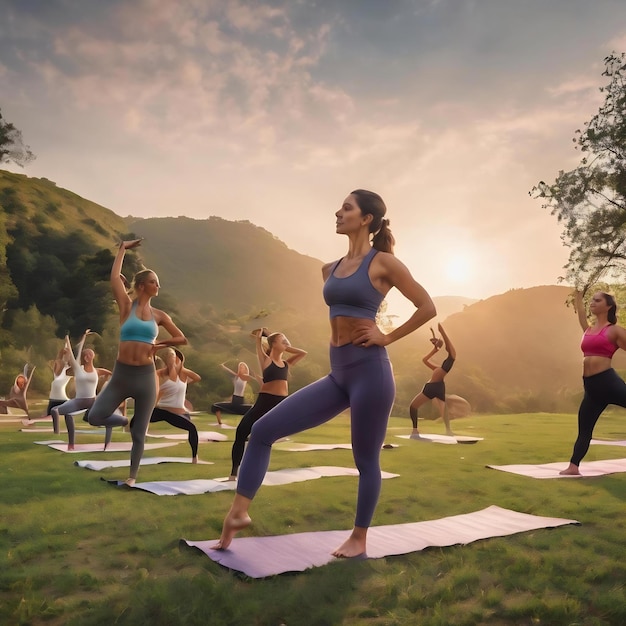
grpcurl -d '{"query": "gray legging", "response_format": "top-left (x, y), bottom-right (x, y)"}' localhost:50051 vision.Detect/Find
top-left (87, 361), bottom-right (156, 479)
top-left (51, 397), bottom-right (112, 447)
top-left (237, 343), bottom-right (395, 528)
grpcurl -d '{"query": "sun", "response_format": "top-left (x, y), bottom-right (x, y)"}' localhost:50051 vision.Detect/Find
top-left (444, 254), bottom-right (474, 284)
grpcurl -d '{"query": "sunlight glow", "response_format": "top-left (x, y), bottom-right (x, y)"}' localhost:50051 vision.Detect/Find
top-left (444, 254), bottom-right (474, 284)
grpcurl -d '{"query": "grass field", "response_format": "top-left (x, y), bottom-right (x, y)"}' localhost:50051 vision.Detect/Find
top-left (1, 403), bottom-right (626, 625)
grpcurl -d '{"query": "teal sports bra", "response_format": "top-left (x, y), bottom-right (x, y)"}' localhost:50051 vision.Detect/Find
top-left (120, 302), bottom-right (158, 344)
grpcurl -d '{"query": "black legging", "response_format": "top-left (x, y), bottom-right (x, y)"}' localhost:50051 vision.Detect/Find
top-left (143, 407), bottom-right (199, 457)
top-left (570, 368), bottom-right (626, 465)
top-left (230, 392), bottom-right (285, 477)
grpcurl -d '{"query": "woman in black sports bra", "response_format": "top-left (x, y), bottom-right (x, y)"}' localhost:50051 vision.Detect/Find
top-left (227, 327), bottom-right (307, 480)
top-left (409, 323), bottom-right (457, 437)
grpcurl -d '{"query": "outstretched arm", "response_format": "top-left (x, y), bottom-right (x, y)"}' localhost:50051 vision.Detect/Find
top-left (437, 323), bottom-right (456, 360)
top-left (64, 335), bottom-right (79, 369)
top-left (573, 290), bottom-right (589, 331)
top-left (220, 363), bottom-right (237, 377)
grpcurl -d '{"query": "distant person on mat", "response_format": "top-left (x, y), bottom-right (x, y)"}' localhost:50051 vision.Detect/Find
top-left (86, 238), bottom-right (187, 485)
top-left (211, 362), bottom-right (256, 425)
top-left (214, 189), bottom-right (435, 558)
top-left (51, 331), bottom-right (112, 450)
top-left (409, 323), bottom-right (456, 438)
top-left (227, 328), bottom-right (307, 480)
top-left (0, 364), bottom-right (36, 417)
top-left (46, 346), bottom-right (72, 430)
top-left (144, 348), bottom-right (201, 462)
top-left (560, 289), bottom-right (626, 476)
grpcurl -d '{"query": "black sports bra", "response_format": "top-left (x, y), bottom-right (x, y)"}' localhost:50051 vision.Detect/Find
top-left (263, 360), bottom-right (289, 383)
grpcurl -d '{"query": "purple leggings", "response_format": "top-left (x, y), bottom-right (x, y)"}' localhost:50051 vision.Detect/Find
top-left (237, 343), bottom-right (395, 528)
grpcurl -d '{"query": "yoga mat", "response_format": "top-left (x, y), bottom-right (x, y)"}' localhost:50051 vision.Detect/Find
top-left (486, 458), bottom-right (626, 478)
top-left (208, 422), bottom-right (236, 429)
top-left (34, 440), bottom-right (179, 453)
top-left (274, 442), bottom-right (399, 452)
top-left (75, 457), bottom-right (213, 470)
top-left (22, 418), bottom-right (53, 425)
top-left (181, 505), bottom-right (579, 578)
top-left (591, 439), bottom-right (626, 447)
top-left (20, 428), bottom-right (103, 434)
top-left (146, 431), bottom-right (228, 442)
top-left (396, 434), bottom-right (483, 444)
top-left (106, 466), bottom-right (399, 495)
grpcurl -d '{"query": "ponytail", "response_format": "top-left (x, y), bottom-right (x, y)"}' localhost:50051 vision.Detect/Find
top-left (600, 292), bottom-right (618, 324)
top-left (371, 218), bottom-right (395, 254)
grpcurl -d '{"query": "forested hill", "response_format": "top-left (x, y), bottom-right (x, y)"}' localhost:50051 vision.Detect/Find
top-left (125, 216), bottom-right (327, 321)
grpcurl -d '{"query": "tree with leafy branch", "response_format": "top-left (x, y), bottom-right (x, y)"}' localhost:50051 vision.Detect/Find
top-left (0, 108), bottom-right (35, 167)
top-left (531, 52), bottom-right (626, 295)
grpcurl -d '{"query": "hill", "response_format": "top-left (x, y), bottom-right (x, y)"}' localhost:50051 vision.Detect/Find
top-left (0, 170), bottom-right (603, 414)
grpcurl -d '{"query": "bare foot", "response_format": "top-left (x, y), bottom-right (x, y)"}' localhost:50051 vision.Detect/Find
top-left (226, 475), bottom-right (237, 482)
top-left (212, 511), bottom-right (252, 550)
top-left (332, 535), bottom-right (366, 558)
top-left (125, 478), bottom-right (136, 487)
top-left (192, 456), bottom-right (198, 464)
top-left (410, 433), bottom-right (429, 441)
top-left (67, 444), bottom-right (75, 451)
top-left (559, 463), bottom-right (581, 476)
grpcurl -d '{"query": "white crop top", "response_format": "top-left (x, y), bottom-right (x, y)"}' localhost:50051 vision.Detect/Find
top-left (74, 367), bottom-right (99, 398)
top-left (233, 375), bottom-right (247, 397)
top-left (50, 366), bottom-right (71, 401)
top-left (158, 377), bottom-right (187, 409)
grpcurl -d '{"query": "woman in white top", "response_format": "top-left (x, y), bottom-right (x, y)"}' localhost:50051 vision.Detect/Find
top-left (145, 348), bottom-right (201, 461)
top-left (51, 330), bottom-right (112, 450)
top-left (48, 346), bottom-right (73, 433)
top-left (210, 362), bottom-right (256, 425)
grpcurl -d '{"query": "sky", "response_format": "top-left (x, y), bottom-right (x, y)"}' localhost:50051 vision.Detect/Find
top-left (2, 0), bottom-right (626, 317)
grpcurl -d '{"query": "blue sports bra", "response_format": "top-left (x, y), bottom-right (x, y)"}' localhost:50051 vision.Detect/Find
top-left (120, 302), bottom-right (158, 344)
top-left (323, 248), bottom-right (385, 320)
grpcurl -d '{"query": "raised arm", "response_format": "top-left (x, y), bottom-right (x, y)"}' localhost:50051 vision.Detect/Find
top-left (255, 329), bottom-right (271, 371)
top-left (422, 345), bottom-right (440, 371)
top-left (181, 367), bottom-right (202, 384)
top-left (111, 239), bottom-right (142, 320)
top-left (437, 323), bottom-right (456, 360)
top-left (573, 290), bottom-right (589, 331)
top-left (284, 343), bottom-right (308, 366)
top-left (64, 335), bottom-right (80, 369)
top-left (220, 363), bottom-right (237, 377)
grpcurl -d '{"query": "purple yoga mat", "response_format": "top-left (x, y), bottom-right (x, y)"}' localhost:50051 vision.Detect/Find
top-left (181, 505), bottom-right (579, 578)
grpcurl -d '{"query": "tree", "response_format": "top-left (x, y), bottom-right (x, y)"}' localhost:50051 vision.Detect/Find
top-left (0, 108), bottom-right (35, 167)
top-left (532, 52), bottom-right (626, 292)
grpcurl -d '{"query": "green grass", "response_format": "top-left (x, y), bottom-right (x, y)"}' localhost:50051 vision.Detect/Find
top-left (1, 403), bottom-right (626, 625)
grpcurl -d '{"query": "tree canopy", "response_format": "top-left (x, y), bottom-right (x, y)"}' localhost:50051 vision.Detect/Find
top-left (0, 109), bottom-right (35, 168)
top-left (532, 52), bottom-right (626, 292)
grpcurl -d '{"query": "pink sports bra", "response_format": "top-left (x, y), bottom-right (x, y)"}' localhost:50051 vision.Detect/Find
top-left (581, 325), bottom-right (618, 358)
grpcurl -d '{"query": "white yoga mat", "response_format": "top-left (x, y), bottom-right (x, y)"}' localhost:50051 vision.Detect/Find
top-left (75, 457), bottom-right (214, 470)
top-left (208, 422), bottom-right (237, 429)
top-left (487, 458), bottom-right (626, 478)
top-left (181, 505), bottom-right (579, 578)
top-left (34, 440), bottom-right (180, 453)
top-left (591, 439), bottom-right (626, 447)
top-left (396, 434), bottom-right (483, 444)
top-left (20, 428), bottom-right (103, 434)
top-left (146, 431), bottom-right (228, 442)
top-left (274, 442), bottom-right (399, 452)
top-left (106, 466), bottom-right (399, 495)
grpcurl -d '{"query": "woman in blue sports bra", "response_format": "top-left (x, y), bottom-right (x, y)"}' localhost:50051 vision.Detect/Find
top-left (215, 189), bottom-right (436, 558)
top-left (87, 238), bottom-right (187, 485)
top-left (560, 289), bottom-right (626, 475)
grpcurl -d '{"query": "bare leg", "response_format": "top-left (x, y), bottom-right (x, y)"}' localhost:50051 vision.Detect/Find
top-left (213, 493), bottom-right (253, 550)
top-left (215, 409), bottom-right (223, 425)
top-left (332, 526), bottom-right (368, 558)
top-left (559, 462), bottom-right (581, 476)
top-left (434, 398), bottom-right (453, 436)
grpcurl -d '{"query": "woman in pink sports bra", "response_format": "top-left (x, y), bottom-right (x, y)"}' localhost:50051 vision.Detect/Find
top-left (560, 290), bottom-right (626, 475)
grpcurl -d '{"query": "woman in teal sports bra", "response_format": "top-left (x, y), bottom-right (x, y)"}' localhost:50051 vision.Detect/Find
top-left (87, 238), bottom-right (187, 485)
